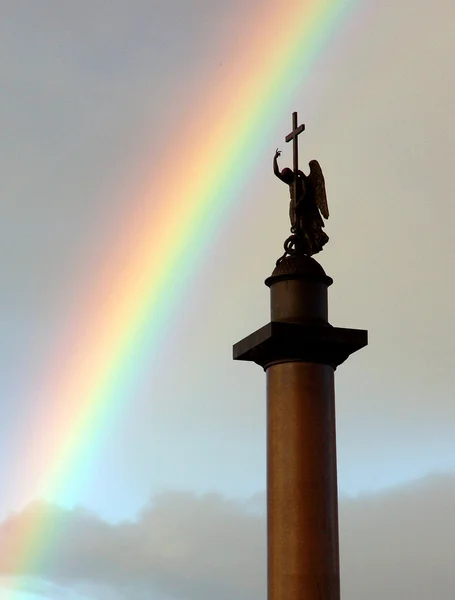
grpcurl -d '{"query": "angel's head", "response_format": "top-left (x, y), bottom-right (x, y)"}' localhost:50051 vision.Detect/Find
top-left (280, 167), bottom-right (294, 184)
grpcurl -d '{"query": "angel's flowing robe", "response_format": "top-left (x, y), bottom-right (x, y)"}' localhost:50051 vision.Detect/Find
top-left (288, 171), bottom-right (329, 255)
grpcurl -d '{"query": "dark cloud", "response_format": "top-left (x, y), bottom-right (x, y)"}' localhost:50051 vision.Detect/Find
top-left (0, 492), bottom-right (265, 600)
top-left (0, 474), bottom-right (454, 599)
top-left (340, 473), bottom-right (455, 599)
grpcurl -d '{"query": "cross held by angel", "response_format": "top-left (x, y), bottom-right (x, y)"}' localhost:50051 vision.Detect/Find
top-left (273, 113), bottom-right (329, 256)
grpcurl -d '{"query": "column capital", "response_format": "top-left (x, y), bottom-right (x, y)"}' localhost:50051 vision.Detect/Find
top-left (233, 321), bottom-right (368, 370)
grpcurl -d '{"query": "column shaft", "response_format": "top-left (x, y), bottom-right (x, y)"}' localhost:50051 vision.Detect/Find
top-left (267, 361), bottom-right (340, 600)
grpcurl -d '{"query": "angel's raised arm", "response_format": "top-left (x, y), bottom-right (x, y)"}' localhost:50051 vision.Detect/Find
top-left (273, 149), bottom-right (286, 182)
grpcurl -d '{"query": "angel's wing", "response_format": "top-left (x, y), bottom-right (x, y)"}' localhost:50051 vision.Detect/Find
top-left (308, 159), bottom-right (329, 220)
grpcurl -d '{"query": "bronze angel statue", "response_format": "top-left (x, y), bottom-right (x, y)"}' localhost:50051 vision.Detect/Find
top-left (273, 148), bottom-right (329, 256)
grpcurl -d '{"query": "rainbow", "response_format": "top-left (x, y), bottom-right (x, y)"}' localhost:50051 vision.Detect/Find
top-left (3, 0), bottom-right (358, 585)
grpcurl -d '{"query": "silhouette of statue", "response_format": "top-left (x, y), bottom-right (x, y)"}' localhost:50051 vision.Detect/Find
top-left (274, 148), bottom-right (329, 257)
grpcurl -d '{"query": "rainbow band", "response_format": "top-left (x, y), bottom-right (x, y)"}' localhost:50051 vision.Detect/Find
top-left (5, 0), bottom-right (357, 583)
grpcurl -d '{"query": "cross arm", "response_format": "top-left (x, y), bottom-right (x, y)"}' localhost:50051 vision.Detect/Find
top-left (285, 123), bottom-right (305, 143)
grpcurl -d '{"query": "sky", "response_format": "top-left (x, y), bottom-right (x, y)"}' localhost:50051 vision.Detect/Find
top-left (0, 0), bottom-right (454, 598)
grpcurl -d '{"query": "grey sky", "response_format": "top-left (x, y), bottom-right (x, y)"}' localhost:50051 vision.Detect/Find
top-left (0, 0), bottom-right (454, 598)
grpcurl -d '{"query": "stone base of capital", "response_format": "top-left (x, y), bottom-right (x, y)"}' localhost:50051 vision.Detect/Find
top-left (233, 321), bottom-right (368, 370)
